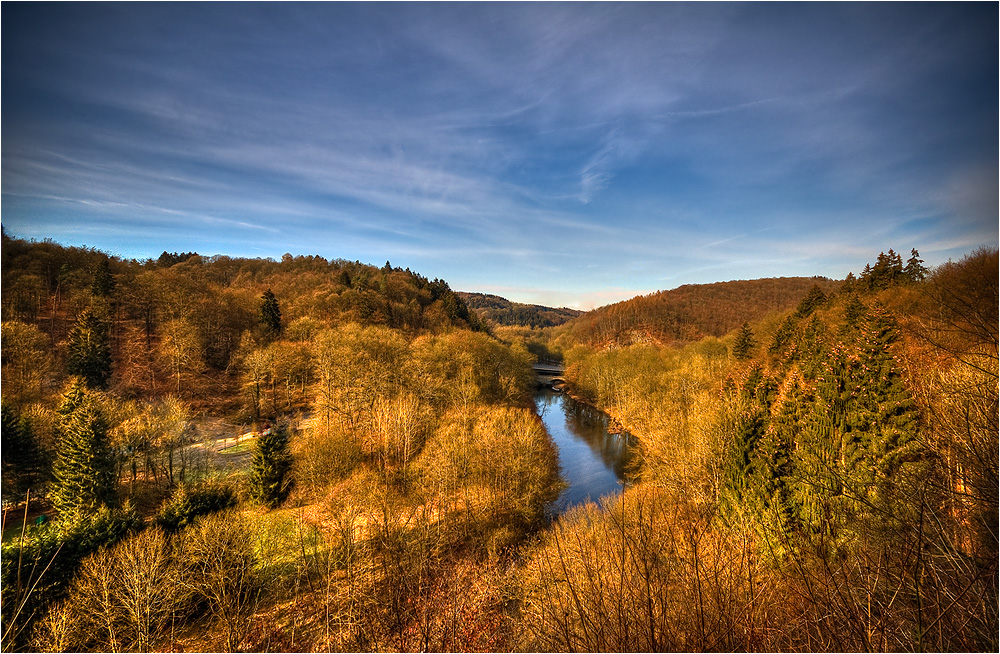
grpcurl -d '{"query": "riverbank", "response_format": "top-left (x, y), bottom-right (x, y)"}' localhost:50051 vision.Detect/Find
top-left (555, 382), bottom-right (632, 437)
top-left (533, 388), bottom-right (634, 511)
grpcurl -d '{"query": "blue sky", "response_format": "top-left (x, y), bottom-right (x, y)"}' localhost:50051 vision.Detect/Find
top-left (2, 2), bottom-right (996, 309)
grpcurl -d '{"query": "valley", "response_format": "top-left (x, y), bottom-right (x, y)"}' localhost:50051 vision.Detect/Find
top-left (4, 4), bottom-right (994, 652)
top-left (2, 233), bottom-right (997, 652)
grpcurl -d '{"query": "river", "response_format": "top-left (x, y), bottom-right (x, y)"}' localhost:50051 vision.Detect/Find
top-left (534, 388), bottom-right (635, 512)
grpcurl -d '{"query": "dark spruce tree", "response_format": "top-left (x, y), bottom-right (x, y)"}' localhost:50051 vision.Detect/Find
top-left (259, 288), bottom-right (282, 335)
top-left (769, 315), bottom-right (799, 359)
top-left (90, 257), bottom-right (116, 297)
top-left (852, 304), bottom-right (921, 478)
top-left (720, 364), bottom-right (778, 518)
top-left (861, 249), bottom-right (905, 291)
top-left (1, 404), bottom-right (49, 504)
top-left (50, 392), bottom-right (117, 518)
top-left (793, 304), bottom-right (920, 547)
top-left (66, 308), bottom-right (112, 389)
top-left (733, 322), bottom-right (756, 360)
top-left (840, 271), bottom-right (858, 294)
top-left (841, 294), bottom-right (866, 332)
top-left (794, 284), bottom-right (827, 318)
top-left (248, 424), bottom-right (293, 508)
top-left (758, 375), bottom-right (809, 528)
top-left (904, 248), bottom-right (928, 283)
top-left (57, 377), bottom-right (90, 418)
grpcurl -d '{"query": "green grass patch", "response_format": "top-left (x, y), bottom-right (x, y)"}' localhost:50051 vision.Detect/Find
top-left (220, 438), bottom-right (255, 455)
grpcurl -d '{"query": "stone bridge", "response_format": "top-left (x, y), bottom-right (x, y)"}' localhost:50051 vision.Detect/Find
top-left (533, 363), bottom-right (566, 390)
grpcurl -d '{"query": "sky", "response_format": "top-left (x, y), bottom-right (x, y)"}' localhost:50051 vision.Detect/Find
top-left (2, 2), bottom-right (997, 310)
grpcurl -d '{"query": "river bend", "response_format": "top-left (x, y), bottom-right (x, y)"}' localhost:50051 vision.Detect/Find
top-left (534, 388), bottom-right (634, 512)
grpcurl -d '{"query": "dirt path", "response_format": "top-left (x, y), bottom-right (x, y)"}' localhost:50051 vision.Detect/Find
top-left (182, 417), bottom-right (260, 475)
top-left (184, 414), bottom-right (309, 475)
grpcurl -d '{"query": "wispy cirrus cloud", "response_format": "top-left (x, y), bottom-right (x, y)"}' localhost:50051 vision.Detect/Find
top-left (2, 2), bottom-right (994, 304)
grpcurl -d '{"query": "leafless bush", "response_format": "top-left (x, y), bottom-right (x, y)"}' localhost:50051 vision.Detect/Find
top-left (31, 527), bottom-right (186, 653)
top-left (181, 511), bottom-right (265, 652)
top-left (520, 486), bottom-right (774, 652)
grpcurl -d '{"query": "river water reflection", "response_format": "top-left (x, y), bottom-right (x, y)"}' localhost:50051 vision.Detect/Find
top-left (534, 388), bottom-right (635, 512)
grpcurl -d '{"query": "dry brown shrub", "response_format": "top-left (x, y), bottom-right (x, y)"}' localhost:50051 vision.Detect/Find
top-left (520, 485), bottom-right (777, 652)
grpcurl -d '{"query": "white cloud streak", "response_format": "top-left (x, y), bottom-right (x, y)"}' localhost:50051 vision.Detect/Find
top-left (2, 2), bottom-right (993, 304)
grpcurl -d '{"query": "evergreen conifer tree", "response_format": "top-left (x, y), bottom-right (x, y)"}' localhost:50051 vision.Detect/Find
top-left (50, 394), bottom-right (117, 517)
top-left (733, 322), bottom-right (756, 360)
top-left (769, 315), bottom-right (799, 359)
top-left (840, 271), bottom-right (858, 294)
top-left (723, 413), bottom-right (764, 490)
top-left (248, 424), bottom-right (292, 508)
top-left (793, 304), bottom-right (921, 547)
top-left (66, 309), bottom-right (112, 389)
top-left (863, 250), bottom-right (906, 290)
top-left (259, 289), bottom-right (282, 334)
top-left (853, 304), bottom-right (921, 477)
top-left (794, 284), bottom-right (827, 318)
top-left (904, 248), bottom-right (928, 282)
top-left (720, 365), bottom-right (780, 524)
top-left (842, 294), bottom-right (865, 331)
top-left (1, 404), bottom-right (49, 503)
top-left (91, 257), bottom-right (116, 297)
top-left (799, 315), bottom-right (827, 378)
top-left (860, 263), bottom-right (874, 289)
top-left (58, 377), bottom-right (90, 417)
top-left (751, 373), bottom-right (808, 539)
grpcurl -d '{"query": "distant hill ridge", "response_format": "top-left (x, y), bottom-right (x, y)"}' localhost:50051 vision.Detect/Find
top-left (566, 276), bottom-right (842, 347)
top-left (458, 292), bottom-right (583, 328)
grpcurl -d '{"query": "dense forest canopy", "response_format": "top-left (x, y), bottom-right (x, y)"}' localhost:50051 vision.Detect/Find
top-left (458, 292), bottom-right (582, 329)
top-left (1, 230), bottom-right (484, 410)
top-left (540, 245), bottom-right (997, 652)
top-left (1, 231), bottom-right (996, 653)
top-left (563, 276), bottom-right (843, 347)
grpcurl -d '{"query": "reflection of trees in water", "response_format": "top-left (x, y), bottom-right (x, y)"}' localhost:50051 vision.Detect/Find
top-left (561, 396), bottom-right (635, 481)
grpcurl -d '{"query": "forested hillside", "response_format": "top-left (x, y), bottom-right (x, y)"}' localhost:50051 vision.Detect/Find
top-left (1, 231), bottom-right (482, 412)
top-left (2, 234), bottom-right (996, 653)
top-left (564, 276), bottom-right (842, 347)
top-left (458, 292), bottom-right (582, 329)
top-left (534, 247), bottom-right (998, 651)
top-left (1, 231), bottom-right (559, 652)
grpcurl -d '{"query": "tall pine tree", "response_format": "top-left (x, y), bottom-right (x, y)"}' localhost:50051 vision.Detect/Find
top-left (58, 377), bottom-right (89, 417)
top-left (248, 424), bottom-right (292, 508)
top-left (793, 304), bottom-right (921, 548)
top-left (720, 364), bottom-right (778, 517)
top-left (852, 304), bottom-right (921, 478)
top-left (50, 389), bottom-right (117, 518)
top-left (750, 372), bottom-right (809, 544)
top-left (259, 289), bottom-right (282, 335)
top-left (1, 404), bottom-right (49, 503)
top-left (733, 322), bottom-right (756, 361)
top-left (769, 315), bottom-right (800, 360)
top-left (794, 284), bottom-right (827, 318)
top-left (91, 257), bottom-right (116, 297)
top-left (903, 248), bottom-right (928, 283)
top-left (841, 294), bottom-right (865, 332)
top-left (66, 308), bottom-right (112, 389)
